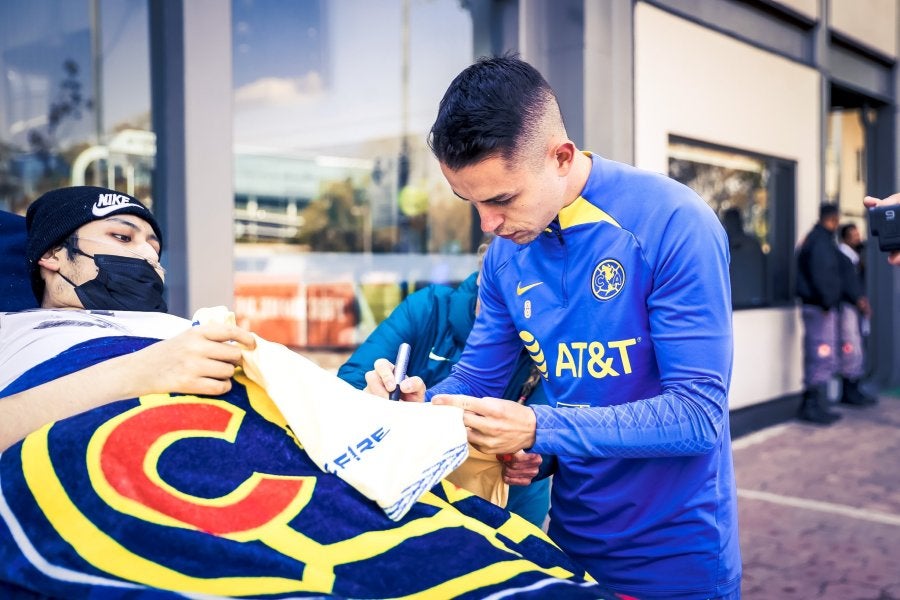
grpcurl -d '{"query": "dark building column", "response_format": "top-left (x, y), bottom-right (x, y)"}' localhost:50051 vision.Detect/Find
top-left (149, 0), bottom-right (234, 318)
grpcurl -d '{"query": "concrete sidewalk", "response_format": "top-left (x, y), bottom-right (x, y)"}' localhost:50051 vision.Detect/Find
top-left (733, 392), bottom-right (900, 599)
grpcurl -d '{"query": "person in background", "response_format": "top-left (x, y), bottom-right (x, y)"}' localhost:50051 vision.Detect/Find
top-left (837, 223), bottom-right (876, 407)
top-left (338, 242), bottom-right (551, 528)
top-left (796, 203), bottom-right (846, 424)
top-left (365, 56), bottom-right (740, 600)
top-left (721, 207), bottom-right (766, 307)
top-left (0, 186), bottom-right (254, 452)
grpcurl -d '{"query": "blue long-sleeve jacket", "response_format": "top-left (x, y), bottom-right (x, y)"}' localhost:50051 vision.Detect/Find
top-left (429, 155), bottom-right (741, 599)
top-left (338, 274), bottom-right (480, 392)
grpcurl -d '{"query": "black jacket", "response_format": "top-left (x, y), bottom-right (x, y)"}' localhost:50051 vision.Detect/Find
top-left (796, 223), bottom-right (843, 309)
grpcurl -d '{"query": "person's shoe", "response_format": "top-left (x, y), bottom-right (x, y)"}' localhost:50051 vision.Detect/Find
top-left (798, 387), bottom-right (842, 425)
top-left (840, 378), bottom-right (878, 406)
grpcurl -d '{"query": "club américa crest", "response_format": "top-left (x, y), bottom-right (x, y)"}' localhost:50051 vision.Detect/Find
top-left (591, 258), bottom-right (625, 301)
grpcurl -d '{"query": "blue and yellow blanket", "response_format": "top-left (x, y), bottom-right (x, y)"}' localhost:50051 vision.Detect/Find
top-left (0, 337), bottom-right (612, 599)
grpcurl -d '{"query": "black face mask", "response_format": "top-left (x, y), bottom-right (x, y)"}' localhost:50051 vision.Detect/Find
top-left (61, 252), bottom-right (167, 313)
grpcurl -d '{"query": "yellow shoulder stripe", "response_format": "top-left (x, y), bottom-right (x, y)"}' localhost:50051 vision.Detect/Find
top-left (557, 197), bottom-right (621, 229)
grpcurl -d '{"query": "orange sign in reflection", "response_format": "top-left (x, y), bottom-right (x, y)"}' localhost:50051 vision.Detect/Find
top-left (234, 273), bottom-right (357, 349)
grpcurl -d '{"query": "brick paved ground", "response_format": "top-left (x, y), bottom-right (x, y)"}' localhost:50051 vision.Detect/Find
top-left (732, 392), bottom-right (900, 599)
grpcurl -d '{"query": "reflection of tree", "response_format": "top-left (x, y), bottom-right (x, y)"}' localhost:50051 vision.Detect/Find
top-left (669, 158), bottom-right (769, 249)
top-left (669, 159), bottom-right (763, 214)
top-left (427, 191), bottom-right (472, 253)
top-left (298, 179), bottom-right (367, 252)
top-left (28, 59), bottom-right (93, 175)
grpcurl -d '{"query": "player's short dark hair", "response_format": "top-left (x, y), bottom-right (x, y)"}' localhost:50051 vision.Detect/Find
top-left (428, 55), bottom-right (559, 170)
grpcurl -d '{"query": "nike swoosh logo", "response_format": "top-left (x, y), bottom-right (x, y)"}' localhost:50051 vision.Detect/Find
top-left (428, 351), bottom-right (450, 361)
top-left (516, 281), bottom-right (544, 295)
top-left (92, 202), bottom-right (144, 217)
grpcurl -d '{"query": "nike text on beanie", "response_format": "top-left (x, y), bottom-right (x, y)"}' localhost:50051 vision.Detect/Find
top-left (25, 186), bottom-right (163, 300)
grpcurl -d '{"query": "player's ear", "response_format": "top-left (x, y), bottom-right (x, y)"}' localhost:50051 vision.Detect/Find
top-left (553, 141), bottom-right (577, 174)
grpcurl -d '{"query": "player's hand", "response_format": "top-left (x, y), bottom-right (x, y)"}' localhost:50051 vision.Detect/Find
top-left (136, 323), bottom-right (256, 396)
top-left (431, 394), bottom-right (537, 454)
top-left (363, 358), bottom-right (426, 402)
top-left (864, 193), bottom-right (900, 265)
top-left (498, 450), bottom-right (542, 486)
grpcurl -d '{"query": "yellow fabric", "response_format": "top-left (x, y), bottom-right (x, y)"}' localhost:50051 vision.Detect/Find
top-left (557, 196), bottom-right (622, 229)
top-left (446, 445), bottom-right (508, 507)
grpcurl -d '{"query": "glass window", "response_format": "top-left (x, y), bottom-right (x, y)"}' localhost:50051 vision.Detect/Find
top-left (825, 107), bottom-right (869, 230)
top-left (232, 0), bottom-right (478, 352)
top-left (0, 0), bottom-right (153, 214)
top-left (668, 137), bottom-right (796, 309)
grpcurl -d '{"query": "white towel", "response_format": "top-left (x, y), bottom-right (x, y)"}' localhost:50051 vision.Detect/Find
top-left (193, 307), bottom-right (468, 521)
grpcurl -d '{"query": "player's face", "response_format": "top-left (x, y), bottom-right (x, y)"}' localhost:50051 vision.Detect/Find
top-left (441, 152), bottom-right (568, 245)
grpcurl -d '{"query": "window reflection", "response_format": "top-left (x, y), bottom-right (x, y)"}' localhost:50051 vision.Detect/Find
top-left (825, 107), bottom-right (868, 229)
top-left (0, 0), bottom-right (152, 213)
top-left (669, 138), bottom-right (796, 309)
top-left (232, 0), bottom-right (477, 350)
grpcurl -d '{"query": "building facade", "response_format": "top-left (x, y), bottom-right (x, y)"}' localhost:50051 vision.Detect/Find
top-left (1, 0), bottom-right (898, 422)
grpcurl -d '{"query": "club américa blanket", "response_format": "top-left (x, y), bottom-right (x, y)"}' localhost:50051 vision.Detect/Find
top-left (0, 336), bottom-right (615, 599)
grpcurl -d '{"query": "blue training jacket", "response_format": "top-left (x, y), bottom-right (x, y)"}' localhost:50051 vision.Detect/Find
top-left (429, 155), bottom-right (741, 599)
top-left (337, 273), bottom-right (551, 527)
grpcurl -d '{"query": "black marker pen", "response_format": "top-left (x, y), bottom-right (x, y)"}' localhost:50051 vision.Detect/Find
top-left (389, 342), bottom-right (411, 400)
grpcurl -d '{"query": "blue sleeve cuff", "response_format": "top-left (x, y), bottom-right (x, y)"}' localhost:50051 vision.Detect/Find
top-left (529, 404), bottom-right (552, 454)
